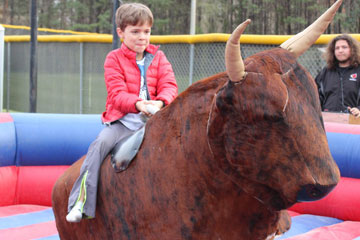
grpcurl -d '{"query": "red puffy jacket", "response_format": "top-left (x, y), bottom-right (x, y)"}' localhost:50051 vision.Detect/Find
top-left (102, 43), bottom-right (178, 123)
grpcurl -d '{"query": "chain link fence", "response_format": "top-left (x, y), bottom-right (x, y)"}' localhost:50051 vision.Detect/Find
top-left (3, 36), bottom-right (328, 114)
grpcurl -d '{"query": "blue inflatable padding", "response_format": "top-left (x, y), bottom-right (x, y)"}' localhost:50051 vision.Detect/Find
top-left (277, 214), bottom-right (343, 239)
top-left (11, 113), bottom-right (104, 166)
top-left (0, 121), bottom-right (16, 166)
top-left (0, 208), bottom-right (55, 229)
top-left (327, 132), bottom-right (360, 179)
top-left (35, 235), bottom-right (60, 240)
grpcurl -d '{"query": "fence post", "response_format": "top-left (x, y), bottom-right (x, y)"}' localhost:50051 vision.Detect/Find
top-left (79, 42), bottom-right (84, 114)
top-left (6, 42), bottom-right (10, 111)
top-left (188, 0), bottom-right (196, 86)
top-left (29, 0), bottom-right (38, 113)
top-left (112, 0), bottom-right (122, 50)
top-left (189, 45), bottom-right (194, 86)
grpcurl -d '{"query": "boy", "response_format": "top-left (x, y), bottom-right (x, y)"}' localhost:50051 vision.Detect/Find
top-left (66, 2), bottom-right (178, 222)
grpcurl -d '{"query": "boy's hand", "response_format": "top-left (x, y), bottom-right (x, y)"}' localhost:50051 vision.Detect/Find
top-left (149, 100), bottom-right (165, 109)
top-left (135, 100), bottom-right (162, 117)
top-left (135, 100), bottom-right (151, 116)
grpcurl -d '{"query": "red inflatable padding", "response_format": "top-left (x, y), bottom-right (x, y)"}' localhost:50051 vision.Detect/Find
top-left (285, 221), bottom-right (360, 240)
top-left (289, 177), bottom-right (360, 221)
top-left (0, 113), bottom-right (13, 123)
top-left (16, 166), bottom-right (69, 206)
top-left (0, 166), bottom-right (69, 206)
top-left (0, 204), bottom-right (50, 217)
top-left (0, 220), bottom-right (58, 240)
top-left (0, 166), bottom-right (18, 206)
top-left (325, 122), bottom-right (360, 134)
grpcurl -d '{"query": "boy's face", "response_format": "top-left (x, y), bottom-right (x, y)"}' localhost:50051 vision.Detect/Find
top-left (117, 23), bottom-right (152, 60)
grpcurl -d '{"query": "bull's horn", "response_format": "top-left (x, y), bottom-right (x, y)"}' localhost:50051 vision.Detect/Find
top-left (225, 19), bottom-right (251, 83)
top-left (280, 0), bottom-right (343, 58)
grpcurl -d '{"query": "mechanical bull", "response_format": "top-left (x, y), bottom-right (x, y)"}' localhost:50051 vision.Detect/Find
top-left (52, 0), bottom-right (342, 239)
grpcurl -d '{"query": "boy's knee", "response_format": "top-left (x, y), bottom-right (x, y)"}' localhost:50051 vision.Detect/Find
top-left (97, 130), bottom-right (117, 148)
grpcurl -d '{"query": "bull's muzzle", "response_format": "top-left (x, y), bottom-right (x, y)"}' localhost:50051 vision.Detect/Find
top-left (296, 183), bottom-right (337, 202)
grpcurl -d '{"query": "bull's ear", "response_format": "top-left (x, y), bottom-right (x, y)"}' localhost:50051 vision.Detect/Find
top-left (207, 87), bottom-right (236, 158)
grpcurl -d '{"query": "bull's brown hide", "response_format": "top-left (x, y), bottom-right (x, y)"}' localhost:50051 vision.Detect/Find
top-left (52, 69), bottom-right (295, 239)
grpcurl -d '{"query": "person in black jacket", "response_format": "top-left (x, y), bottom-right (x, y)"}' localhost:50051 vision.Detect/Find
top-left (315, 34), bottom-right (360, 117)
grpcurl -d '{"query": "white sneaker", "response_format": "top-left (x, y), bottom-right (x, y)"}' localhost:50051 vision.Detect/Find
top-left (66, 201), bottom-right (83, 223)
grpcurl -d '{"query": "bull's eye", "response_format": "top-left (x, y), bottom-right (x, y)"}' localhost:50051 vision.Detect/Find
top-left (310, 189), bottom-right (319, 197)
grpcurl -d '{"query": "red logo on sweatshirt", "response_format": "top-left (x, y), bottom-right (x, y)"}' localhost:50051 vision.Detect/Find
top-left (349, 73), bottom-right (357, 81)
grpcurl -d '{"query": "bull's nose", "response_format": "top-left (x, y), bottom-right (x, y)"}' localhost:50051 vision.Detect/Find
top-left (296, 183), bottom-right (337, 202)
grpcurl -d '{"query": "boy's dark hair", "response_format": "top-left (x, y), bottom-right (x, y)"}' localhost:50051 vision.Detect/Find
top-left (115, 3), bottom-right (153, 31)
top-left (325, 34), bottom-right (360, 70)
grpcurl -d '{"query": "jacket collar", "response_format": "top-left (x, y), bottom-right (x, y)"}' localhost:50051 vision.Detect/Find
top-left (120, 43), bottom-right (159, 60)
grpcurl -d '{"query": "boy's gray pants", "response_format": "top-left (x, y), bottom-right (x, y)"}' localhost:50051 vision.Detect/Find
top-left (67, 121), bottom-right (133, 218)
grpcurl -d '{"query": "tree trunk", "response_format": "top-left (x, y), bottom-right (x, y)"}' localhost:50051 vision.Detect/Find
top-left (3, 0), bottom-right (8, 23)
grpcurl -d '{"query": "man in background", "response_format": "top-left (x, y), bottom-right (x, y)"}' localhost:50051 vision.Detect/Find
top-left (315, 34), bottom-right (360, 117)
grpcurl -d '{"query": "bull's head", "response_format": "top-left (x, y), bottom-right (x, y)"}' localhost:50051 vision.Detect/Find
top-left (207, 0), bottom-right (342, 211)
